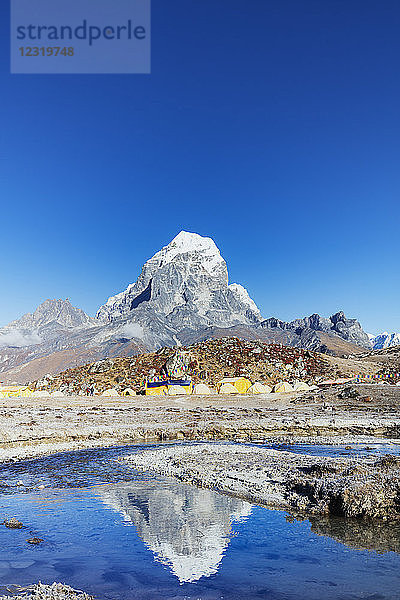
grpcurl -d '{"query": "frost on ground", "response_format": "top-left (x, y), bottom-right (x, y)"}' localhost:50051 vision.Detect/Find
top-left (0, 385), bottom-right (400, 466)
top-left (121, 444), bottom-right (400, 521)
top-left (0, 582), bottom-right (94, 600)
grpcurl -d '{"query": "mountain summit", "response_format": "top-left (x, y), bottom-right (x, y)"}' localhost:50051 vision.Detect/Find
top-left (0, 298), bottom-right (95, 348)
top-left (96, 231), bottom-right (262, 333)
top-left (8, 298), bottom-right (95, 331)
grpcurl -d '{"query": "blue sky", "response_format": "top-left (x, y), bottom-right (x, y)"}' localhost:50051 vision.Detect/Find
top-left (1, 0), bottom-right (399, 334)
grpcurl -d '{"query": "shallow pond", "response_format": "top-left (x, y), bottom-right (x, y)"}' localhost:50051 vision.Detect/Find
top-left (0, 444), bottom-right (399, 600)
top-left (264, 440), bottom-right (400, 458)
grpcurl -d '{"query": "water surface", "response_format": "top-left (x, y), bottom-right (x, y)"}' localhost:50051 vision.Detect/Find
top-left (0, 445), bottom-right (399, 600)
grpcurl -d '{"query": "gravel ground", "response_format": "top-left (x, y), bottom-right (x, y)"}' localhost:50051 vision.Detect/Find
top-left (0, 385), bottom-right (399, 463)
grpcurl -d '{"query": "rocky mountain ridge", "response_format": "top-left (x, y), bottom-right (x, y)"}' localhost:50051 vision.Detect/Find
top-left (0, 298), bottom-right (96, 348)
top-left (261, 310), bottom-right (371, 352)
top-left (370, 332), bottom-right (400, 350)
top-left (0, 231), bottom-right (383, 383)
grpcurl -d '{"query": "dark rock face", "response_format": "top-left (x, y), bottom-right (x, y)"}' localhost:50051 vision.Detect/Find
top-left (329, 311), bottom-right (371, 347)
top-left (262, 317), bottom-right (288, 330)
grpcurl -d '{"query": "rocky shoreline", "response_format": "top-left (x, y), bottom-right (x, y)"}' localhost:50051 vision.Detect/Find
top-left (121, 443), bottom-right (400, 521)
top-left (0, 583), bottom-right (94, 600)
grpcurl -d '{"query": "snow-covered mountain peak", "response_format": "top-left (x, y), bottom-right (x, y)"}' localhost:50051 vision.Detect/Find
top-left (228, 283), bottom-right (261, 317)
top-left (165, 230), bottom-right (218, 255)
top-left (96, 232), bottom-right (262, 329)
top-left (371, 332), bottom-right (400, 350)
top-left (151, 231), bottom-right (224, 276)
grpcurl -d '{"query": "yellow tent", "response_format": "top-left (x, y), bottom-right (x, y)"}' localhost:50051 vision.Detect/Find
top-left (272, 381), bottom-right (294, 393)
top-left (101, 388), bottom-right (120, 397)
top-left (219, 382), bottom-right (238, 394)
top-left (216, 377), bottom-right (251, 394)
top-left (247, 382), bottom-right (272, 394)
top-left (293, 381), bottom-right (310, 391)
top-left (122, 388), bottom-right (136, 396)
top-left (193, 383), bottom-right (212, 395)
top-left (145, 384), bottom-right (167, 396)
top-left (168, 385), bottom-right (190, 396)
top-left (0, 386), bottom-right (34, 398)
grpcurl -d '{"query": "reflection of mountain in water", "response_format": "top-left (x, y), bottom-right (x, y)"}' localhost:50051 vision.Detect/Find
top-left (100, 479), bottom-right (252, 583)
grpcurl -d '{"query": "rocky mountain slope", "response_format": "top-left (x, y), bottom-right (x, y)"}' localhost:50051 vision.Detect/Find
top-left (33, 338), bottom-right (332, 395)
top-left (0, 298), bottom-right (96, 347)
top-left (0, 231), bottom-right (376, 383)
